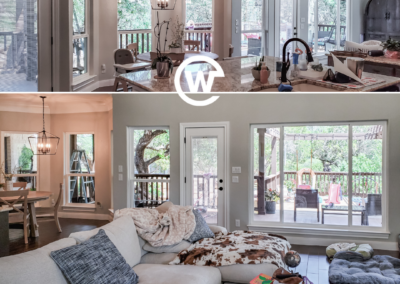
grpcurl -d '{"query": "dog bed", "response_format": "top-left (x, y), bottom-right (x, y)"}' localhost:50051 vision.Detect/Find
top-left (329, 252), bottom-right (400, 284)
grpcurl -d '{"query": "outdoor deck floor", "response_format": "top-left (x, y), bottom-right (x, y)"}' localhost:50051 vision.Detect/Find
top-left (0, 72), bottom-right (37, 92)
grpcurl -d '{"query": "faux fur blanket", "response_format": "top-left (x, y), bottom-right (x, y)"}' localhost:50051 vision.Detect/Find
top-left (169, 231), bottom-right (291, 268)
top-left (114, 205), bottom-right (196, 247)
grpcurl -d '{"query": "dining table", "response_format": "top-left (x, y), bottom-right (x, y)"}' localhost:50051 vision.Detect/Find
top-left (0, 191), bottom-right (52, 238)
top-left (136, 51), bottom-right (219, 63)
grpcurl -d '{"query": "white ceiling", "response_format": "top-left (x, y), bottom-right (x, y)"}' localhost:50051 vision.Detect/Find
top-left (0, 93), bottom-right (112, 114)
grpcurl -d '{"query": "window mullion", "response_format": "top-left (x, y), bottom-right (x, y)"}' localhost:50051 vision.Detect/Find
top-left (279, 126), bottom-right (284, 224)
top-left (348, 124), bottom-right (353, 227)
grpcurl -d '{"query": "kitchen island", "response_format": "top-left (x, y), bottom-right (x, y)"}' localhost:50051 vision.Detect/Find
top-left (117, 56), bottom-right (400, 93)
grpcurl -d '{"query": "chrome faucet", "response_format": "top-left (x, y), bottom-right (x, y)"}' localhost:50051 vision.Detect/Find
top-left (281, 38), bottom-right (314, 83)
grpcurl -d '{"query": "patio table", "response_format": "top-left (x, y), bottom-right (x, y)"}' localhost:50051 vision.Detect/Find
top-left (321, 205), bottom-right (369, 226)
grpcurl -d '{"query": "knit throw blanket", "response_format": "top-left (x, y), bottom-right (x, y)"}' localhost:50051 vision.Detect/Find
top-left (169, 231), bottom-right (291, 268)
top-left (114, 205), bottom-right (196, 247)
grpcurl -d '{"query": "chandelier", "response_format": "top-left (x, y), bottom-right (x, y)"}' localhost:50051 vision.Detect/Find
top-left (150, 0), bottom-right (176, 10)
top-left (28, 96), bottom-right (60, 155)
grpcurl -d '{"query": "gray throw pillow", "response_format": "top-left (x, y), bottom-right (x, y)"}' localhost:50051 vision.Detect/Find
top-left (50, 229), bottom-right (139, 284)
top-left (143, 240), bottom-right (191, 253)
top-left (187, 209), bottom-right (215, 243)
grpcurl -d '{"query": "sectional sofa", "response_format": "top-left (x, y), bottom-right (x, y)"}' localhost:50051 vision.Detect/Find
top-left (0, 215), bottom-right (278, 284)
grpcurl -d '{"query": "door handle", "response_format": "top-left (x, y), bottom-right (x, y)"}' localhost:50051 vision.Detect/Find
top-left (219, 187), bottom-right (223, 191)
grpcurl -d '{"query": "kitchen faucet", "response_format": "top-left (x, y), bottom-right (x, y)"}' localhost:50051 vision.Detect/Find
top-left (281, 38), bottom-right (314, 83)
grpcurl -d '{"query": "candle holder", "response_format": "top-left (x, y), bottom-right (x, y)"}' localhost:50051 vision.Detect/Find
top-left (150, 0), bottom-right (176, 10)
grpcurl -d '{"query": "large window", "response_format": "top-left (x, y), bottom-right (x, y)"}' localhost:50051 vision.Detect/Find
top-left (65, 133), bottom-right (95, 205)
top-left (251, 122), bottom-right (386, 231)
top-left (308, 0), bottom-right (347, 54)
top-left (128, 128), bottom-right (170, 208)
top-left (241, 0), bottom-right (263, 56)
top-left (72, 0), bottom-right (88, 78)
top-left (1, 132), bottom-right (38, 190)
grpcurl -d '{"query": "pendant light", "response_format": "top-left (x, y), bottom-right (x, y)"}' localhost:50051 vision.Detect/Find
top-left (28, 96), bottom-right (60, 155)
top-left (150, 0), bottom-right (176, 10)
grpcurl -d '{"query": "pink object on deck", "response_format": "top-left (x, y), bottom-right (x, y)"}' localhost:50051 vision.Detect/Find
top-left (326, 184), bottom-right (341, 204)
top-left (298, 185), bottom-right (311, 189)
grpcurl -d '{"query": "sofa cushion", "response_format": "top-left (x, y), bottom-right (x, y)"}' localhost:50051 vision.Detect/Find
top-left (187, 209), bottom-right (215, 243)
top-left (69, 216), bottom-right (141, 267)
top-left (51, 229), bottom-right (139, 284)
top-left (140, 252), bottom-right (178, 265)
top-left (217, 263), bottom-right (278, 283)
top-left (143, 240), bottom-right (191, 253)
top-left (133, 264), bottom-right (221, 284)
top-left (0, 238), bottom-right (76, 284)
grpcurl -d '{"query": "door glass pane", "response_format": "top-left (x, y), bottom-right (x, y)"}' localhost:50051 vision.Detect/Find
top-left (241, 33), bottom-right (262, 56)
top-left (253, 128), bottom-right (281, 222)
top-left (338, 0), bottom-right (347, 51)
top-left (317, 0), bottom-right (338, 52)
top-left (73, 37), bottom-right (88, 77)
top-left (0, 0), bottom-right (38, 92)
top-left (118, 0), bottom-right (152, 30)
top-left (73, 0), bottom-right (86, 35)
top-left (352, 125), bottom-right (383, 228)
top-left (308, 0), bottom-right (316, 52)
top-left (185, 0), bottom-right (212, 30)
top-left (192, 137), bottom-right (218, 224)
top-left (280, 0), bottom-right (293, 57)
top-left (284, 126), bottom-right (348, 225)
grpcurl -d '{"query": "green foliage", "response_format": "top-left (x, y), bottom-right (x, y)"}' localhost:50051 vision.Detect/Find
top-left (73, 0), bottom-right (86, 34)
top-left (192, 138), bottom-right (218, 175)
top-left (18, 145), bottom-right (33, 171)
top-left (381, 38), bottom-right (400, 52)
top-left (186, 0), bottom-right (212, 25)
top-left (265, 188), bottom-right (280, 202)
top-left (118, 0), bottom-right (152, 30)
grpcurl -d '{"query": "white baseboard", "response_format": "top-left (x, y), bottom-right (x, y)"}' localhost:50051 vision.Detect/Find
top-left (286, 235), bottom-right (398, 251)
top-left (58, 211), bottom-right (110, 221)
top-left (72, 78), bottom-right (115, 92)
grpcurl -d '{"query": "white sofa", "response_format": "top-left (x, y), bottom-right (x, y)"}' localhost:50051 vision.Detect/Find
top-left (0, 216), bottom-right (278, 284)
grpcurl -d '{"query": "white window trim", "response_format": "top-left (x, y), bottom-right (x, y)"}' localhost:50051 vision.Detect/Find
top-left (248, 121), bottom-right (389, 239)
top-left (182, 0), bottom-right (215, 52)
top-left (0, 131), bottom-right (40, 190)
top-left (127, 127), bottom-right (171, 209)
top-left (70, 0), bottom-right (91, 85)
top-left (63, 132), bottom-right (95, 210)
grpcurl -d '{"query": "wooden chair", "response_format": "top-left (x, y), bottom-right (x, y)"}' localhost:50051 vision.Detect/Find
top-left (0, 190), bottom-right (30, 244)
top-left (184, 40), bottom-right (201, 51)
top-left (126, 43), bottom-right (139, 58)
top-left (36, 183), bottom-right (63, 232)
top-left (150, 52), bottom-right (185, 66)
top-left (13, 182), bottom-right (27, 191)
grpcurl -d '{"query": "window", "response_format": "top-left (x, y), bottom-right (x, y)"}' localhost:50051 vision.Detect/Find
top-left (279, 0), bottom-right (294, 57)
top-left (117, 0), bottom-right (152, 52)
top-left (128, 128), bottom-right (170, 208)
top-left (241, 0), bottom-right (263, 56)
top-left (72, 0), bottom-right (88, 78)
top-left (184, 0), bottom-right (213, 51)
top-left (65, 133), bottom-right (95, 205)
top-left (1, 132), bottom-right (38, 190)
top-left (308, 0), bottom-right (347, 54)
top-left (251, 122), bottom-right (386, 231)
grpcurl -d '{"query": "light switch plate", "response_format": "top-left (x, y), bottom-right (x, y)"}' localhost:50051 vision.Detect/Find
top-left (235, 219), bottom-right (240, 227)
top-left (118, 174), bottom-right (123, 181)
top-left (118, 165), bottom-right (123, 172)
top-left (232, 167), bottom-right (241, 174)
top-left (232, 176), bottom-right (239, 183)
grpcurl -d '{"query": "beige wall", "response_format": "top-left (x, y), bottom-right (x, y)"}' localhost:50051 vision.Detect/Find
top-left (113, 93), bottom-right (400, 248)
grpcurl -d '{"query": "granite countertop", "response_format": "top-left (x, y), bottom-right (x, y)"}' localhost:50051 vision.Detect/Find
top-left (328, 54), bottom-right (400, 67)
top-left (119, 56), bottom-right (400, 92)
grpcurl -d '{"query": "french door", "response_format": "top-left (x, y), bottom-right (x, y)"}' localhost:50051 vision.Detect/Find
top-left (184, 128), bottom-right (225, 226)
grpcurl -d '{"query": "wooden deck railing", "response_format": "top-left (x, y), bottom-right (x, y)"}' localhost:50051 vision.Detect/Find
top-left (118, 30), bottom-right (152, 53)
top-left (134, 174), bottom-right (170, 208)
top-left (318, 25), bottom-right (346, 35)
top-left (193, 174), bottom-right (218, 209)
top-left (184, 29), bottom-right (213, 52)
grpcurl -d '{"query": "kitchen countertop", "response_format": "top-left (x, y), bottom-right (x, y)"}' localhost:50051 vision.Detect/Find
top-left (328, 54), bottom-right (400, 67)
top-left (119, 56), bottom-right (400, 92)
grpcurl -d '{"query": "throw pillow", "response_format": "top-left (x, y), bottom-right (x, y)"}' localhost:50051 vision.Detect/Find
top-left (187, 209), bottom-right (215, 243)
top-left (143, 240), bottom-right (191, 254)
top-left (50, 229), bottom-right (139, 284)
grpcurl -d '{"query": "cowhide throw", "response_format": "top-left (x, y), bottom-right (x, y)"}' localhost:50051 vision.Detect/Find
top-left (114, 205), bottom-right (196, 247)
top-left (169, 231), bottom-right (291, 268)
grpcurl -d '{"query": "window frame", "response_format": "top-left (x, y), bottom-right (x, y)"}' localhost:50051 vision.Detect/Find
top-left (0, 131), bottom-right (40, 190)
top-left (127, 127), bottom-right (171, 208)
top-left (71, 0), bottom-right (91, 83)
top-left (241, 0), bottom-right (267, 56)
top-left (63, 131), bottom-right (96, 210)
top-left (248, 121), bottom-right (388, 236)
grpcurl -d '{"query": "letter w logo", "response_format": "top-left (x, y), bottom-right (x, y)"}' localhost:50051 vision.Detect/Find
top-left (185, 71), bottom-right (214, 93)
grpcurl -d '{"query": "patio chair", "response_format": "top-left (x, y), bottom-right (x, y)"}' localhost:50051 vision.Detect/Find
top-left (294, 189), bottom-right (319, 222)
top-left (184, 40), bottom-right (201, 51)
top-left (247, 38), bottom-right (262, 56)
top-left (365, 194), bottom-right (382, 216)
top-left (309, 31), bottom-right (331, 51)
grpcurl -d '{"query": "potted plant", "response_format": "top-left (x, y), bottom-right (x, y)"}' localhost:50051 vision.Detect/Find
top-left (152, 55), bottom-right (174, 78)
top-left (284, 179), bottom-right (295, 192)
top-left (169, 16), bottom-right (185, 53)
top-left (252, 56), bottom-right (269, 80)
top-left (0, 163), bottom-right (15, 191)
top-left (265, 188), bottom-right (280, 214)
top-left (381, 38), bottom-right (400, 59)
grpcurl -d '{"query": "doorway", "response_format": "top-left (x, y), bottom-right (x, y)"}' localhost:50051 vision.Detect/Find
top-left (182, 124), bottom-right (229, 227)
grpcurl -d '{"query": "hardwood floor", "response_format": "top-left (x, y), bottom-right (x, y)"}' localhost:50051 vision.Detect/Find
top-left (1, 218), bottom-right (399, 284)
top-left (0, 218), bottom-right (108, 257)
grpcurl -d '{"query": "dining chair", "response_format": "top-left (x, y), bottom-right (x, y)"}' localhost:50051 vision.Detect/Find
top-left (150, 52), bottom-right (185, 66)
top-left (36, 183), bottom-right (63, 233)
top-left (0, 190), bottom-right (30, 244)
top-left (184, 40), bottom-right (201, 51)
top-left (13, 182), bottom-right (27, 191)
top-left (126, 43), bottom-right (139, 58)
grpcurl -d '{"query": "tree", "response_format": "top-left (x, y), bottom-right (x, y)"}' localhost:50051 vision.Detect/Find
top-left (134, 130), bottom-right (170, 174)
top-left (18, 145), bottom-right (33, 172)
top-left (118, 0), bottom-right (152, 30)
top-left (185, 0), bottom-right (212, 25)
